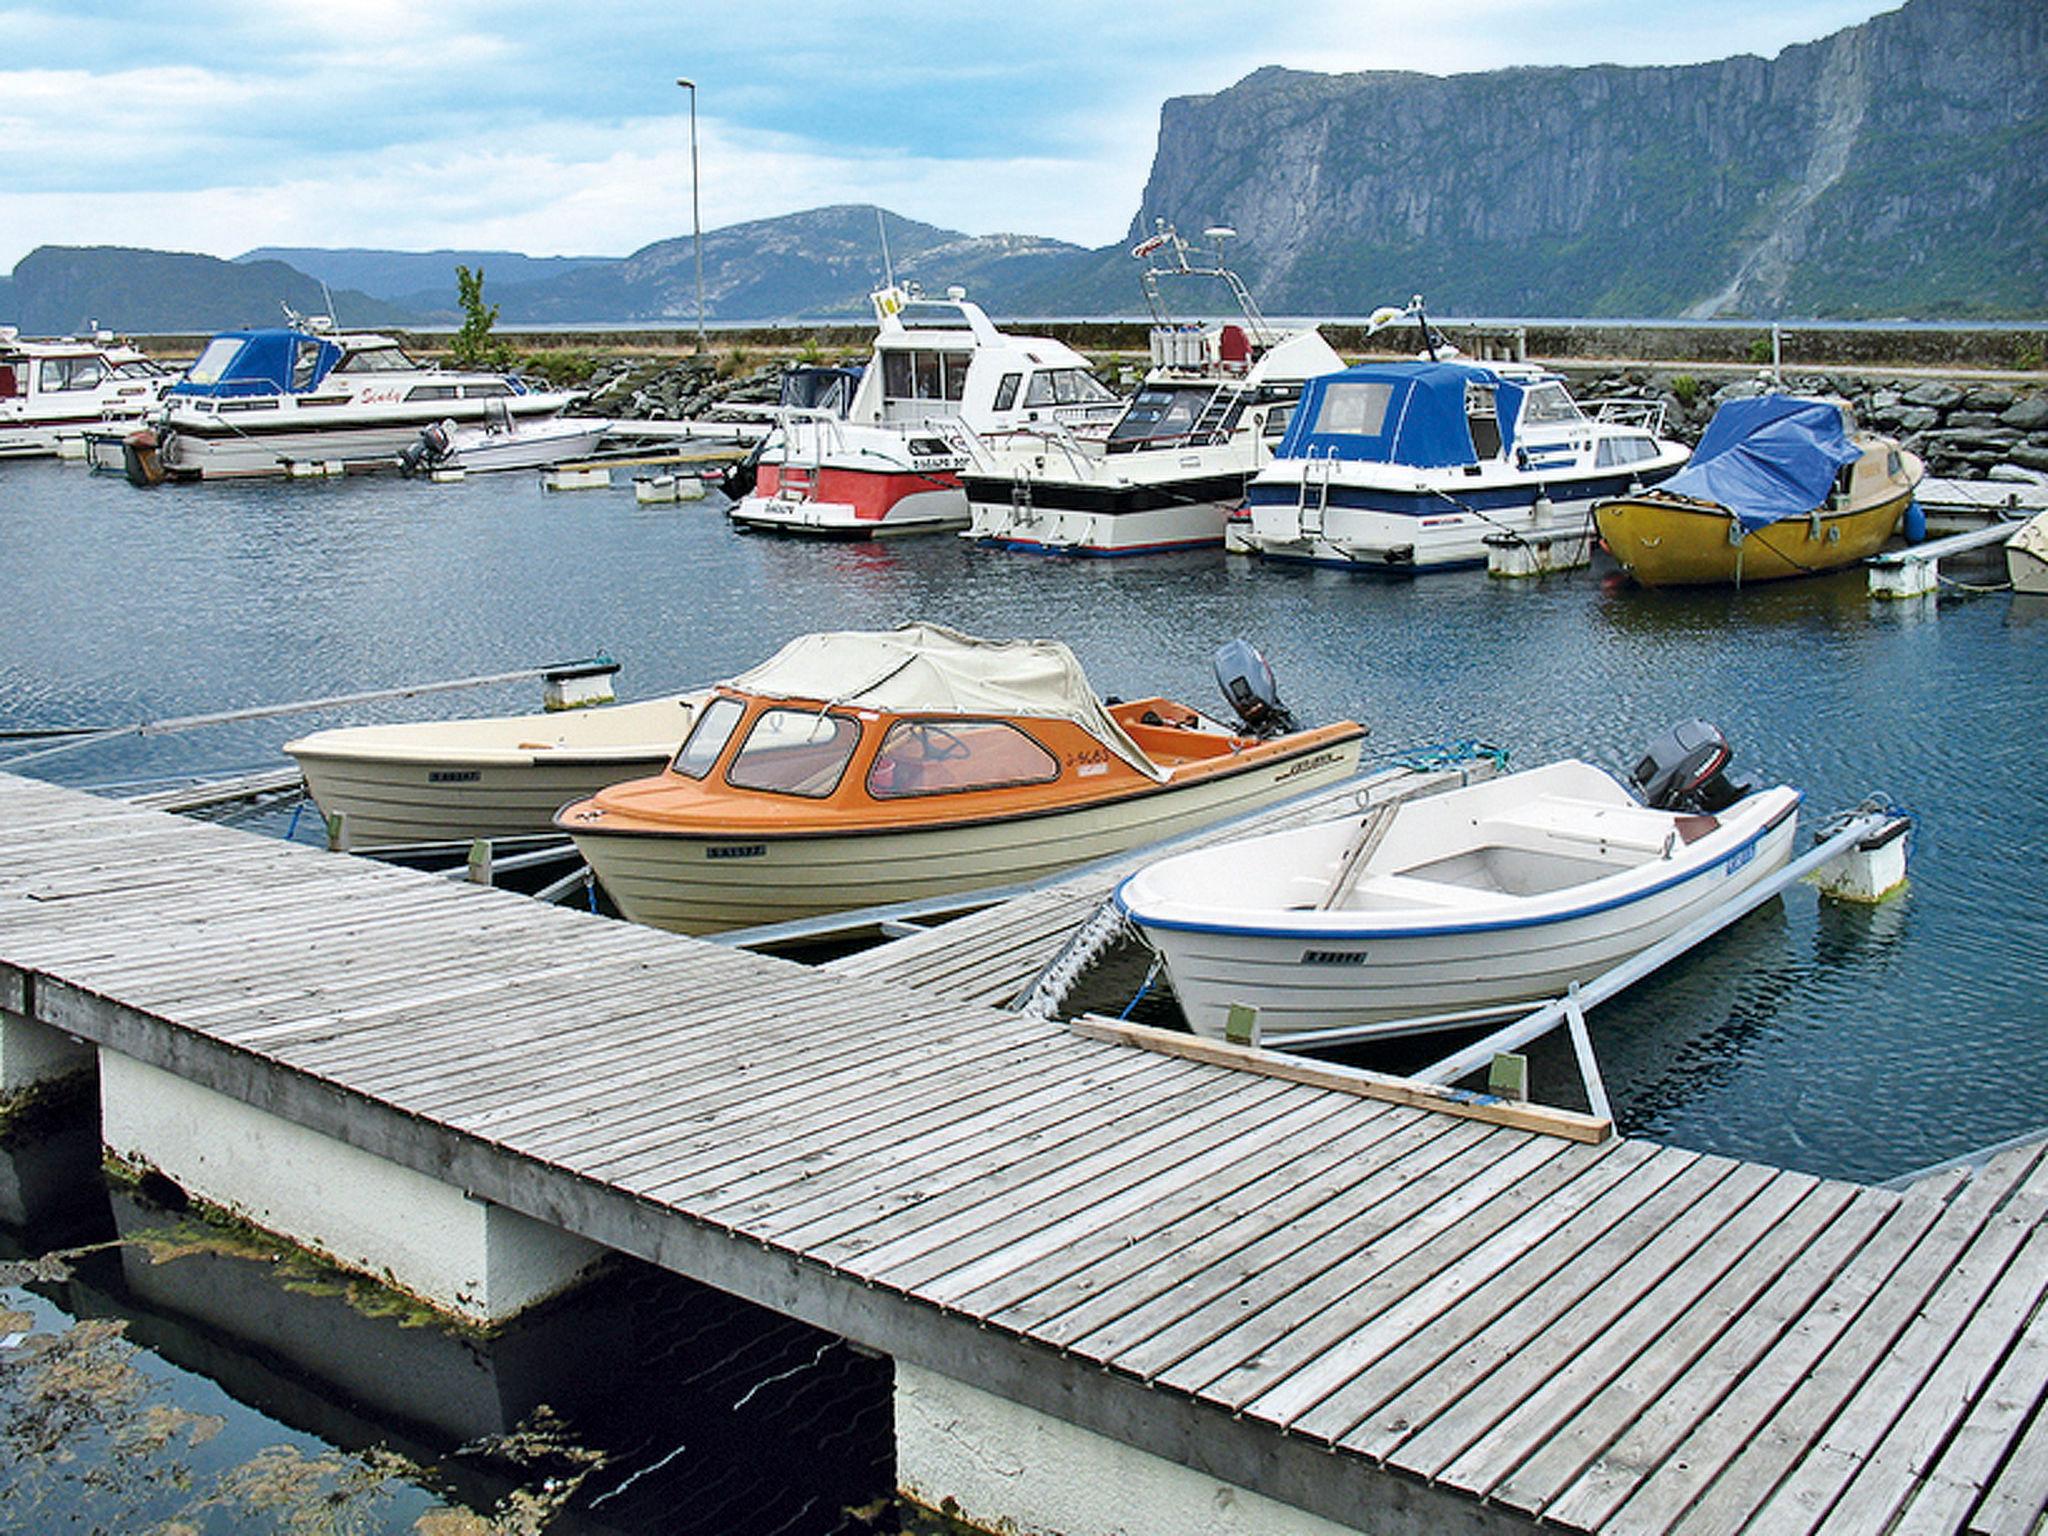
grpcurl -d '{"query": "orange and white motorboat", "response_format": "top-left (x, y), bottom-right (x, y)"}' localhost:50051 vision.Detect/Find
top-left (557, 624), bottom-right (1366, 934)
top-left (728, 287), bottom-right (1122, 537)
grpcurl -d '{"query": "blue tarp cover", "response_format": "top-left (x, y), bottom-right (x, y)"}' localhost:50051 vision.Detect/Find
top-left (170, 329), bottom-right (342, 398)
top-left (1277, 361), bottom-right (1519, 469)
top-left (1657, 395), bottom-right (1861, 531)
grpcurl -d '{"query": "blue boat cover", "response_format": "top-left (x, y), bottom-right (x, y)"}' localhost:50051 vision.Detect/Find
top-left (1657, 395), bottom-right (1861, 531)
top-left (1274, 361), bottom-right (1529, 470)
top-left (170, 329), bottom-right (343, 398)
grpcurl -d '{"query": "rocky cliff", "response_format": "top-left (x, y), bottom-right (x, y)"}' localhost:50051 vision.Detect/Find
top-left (1124, 0), bottom-right (2046, 318)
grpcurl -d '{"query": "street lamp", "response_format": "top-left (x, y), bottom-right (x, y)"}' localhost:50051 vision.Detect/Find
top-left (676, 76), bottom-right (708, 352)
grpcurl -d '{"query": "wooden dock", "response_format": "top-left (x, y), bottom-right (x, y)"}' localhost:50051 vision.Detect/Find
top-left (2, 770), bottom-right (2044, 1535)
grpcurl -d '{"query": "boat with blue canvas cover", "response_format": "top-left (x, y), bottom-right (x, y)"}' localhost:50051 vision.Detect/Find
top-left (1233, 301), bottom-right (1688, 571)
top-left (1595, 393), bottom-right (1924, 587)
top-left (127, 320), bottom-right (579, 481)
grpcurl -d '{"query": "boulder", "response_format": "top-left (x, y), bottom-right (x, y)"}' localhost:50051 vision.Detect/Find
top-left (1903, 381), bottom-right (1965, 409)
top-left (1964, 385), bottom-right (2018, 411)
top-left (1894, 405), bottom-right (1941, 432)
top-left (2000, 394), bottom-right (2048, 432)
top-left (2009, 444), bottom-right (2048, 472)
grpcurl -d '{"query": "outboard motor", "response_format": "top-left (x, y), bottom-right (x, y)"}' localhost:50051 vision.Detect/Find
top-left (1629, 720), bottom-right (1751, 813)
top-left (718, 435), bottom-right (768, 500)
top-left (1213, 639), bottom-right (1299, 738)
top-left (399, 420), bottom-right (454, 478)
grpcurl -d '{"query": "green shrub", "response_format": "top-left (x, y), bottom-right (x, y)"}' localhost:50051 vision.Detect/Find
top-left (1747, 336), bottom-right (1773, 366)
top-left (1669, 374), bottom-right (1699, 408)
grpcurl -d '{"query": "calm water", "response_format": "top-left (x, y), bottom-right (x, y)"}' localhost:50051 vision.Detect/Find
top-left (2, 456), bottom-right (2045, 1528)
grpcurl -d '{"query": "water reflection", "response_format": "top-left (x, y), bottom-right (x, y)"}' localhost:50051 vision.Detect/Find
top-left (0, 1126), bottom-right (895, 1535)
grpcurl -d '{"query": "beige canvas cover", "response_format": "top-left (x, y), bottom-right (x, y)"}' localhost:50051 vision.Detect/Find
top-left (727, 623), bottom-right (1168, 780)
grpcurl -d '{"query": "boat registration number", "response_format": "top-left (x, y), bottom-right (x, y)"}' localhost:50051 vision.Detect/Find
top-left (1724, 842), bottom-right (1755, 876)
top-left (428, 770), bottom-right (480, 784)
top-left (706, 844), bottom-right (766, 860)
top-left (1302, 949), bottom-right (1369, 966)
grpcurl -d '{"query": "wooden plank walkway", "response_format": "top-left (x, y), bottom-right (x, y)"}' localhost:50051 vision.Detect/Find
top-left (1, 770), bottom-right (2043, 1536)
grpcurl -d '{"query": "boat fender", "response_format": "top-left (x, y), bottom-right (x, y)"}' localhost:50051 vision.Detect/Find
top-left (1904, 498), bottom-right (1926, 543)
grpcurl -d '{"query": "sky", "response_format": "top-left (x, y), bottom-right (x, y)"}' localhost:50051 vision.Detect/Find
top-left (1, 0), bottom-right (1898, 273)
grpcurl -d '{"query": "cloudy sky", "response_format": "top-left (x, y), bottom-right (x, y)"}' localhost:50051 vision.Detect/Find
top-left (3, 0), bottom-right (1893, 271)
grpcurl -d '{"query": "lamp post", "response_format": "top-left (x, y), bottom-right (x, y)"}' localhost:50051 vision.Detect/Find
top-left (676, 76), bottom-right (708, 352)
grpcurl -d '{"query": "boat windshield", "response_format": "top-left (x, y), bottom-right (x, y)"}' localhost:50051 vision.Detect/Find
top-left (333, 345), bottom-right (419, 373)
top-left (1108, 385), bottom-right (1219, 446)
top-left (866, 719), bottom-right (1060, 799)
top-left (727, 708), bottom-right (862, 798)
top-left (1518, 382), bottom-right (1584, 426)
top-left (186, 337), bottom-right (244, 387)
top-left (1023, 369), bottom-right (1117, 408)
top-left (672, 696), bottom-right (746, 778)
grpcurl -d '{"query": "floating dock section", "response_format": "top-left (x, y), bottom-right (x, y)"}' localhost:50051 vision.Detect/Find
top-left (2, 771), bottom-right (2044, 1536)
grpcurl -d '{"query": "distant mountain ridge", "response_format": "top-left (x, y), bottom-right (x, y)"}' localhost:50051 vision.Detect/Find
top-left (2, 0), bottom-right (2040, 331)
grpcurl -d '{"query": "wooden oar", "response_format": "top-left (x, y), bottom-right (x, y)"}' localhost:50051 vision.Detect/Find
top-left (1317, 801), bottom-right (1398, 911)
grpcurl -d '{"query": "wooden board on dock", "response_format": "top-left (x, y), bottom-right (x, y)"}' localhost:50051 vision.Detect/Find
top-left (1, 770), bottom-right (2042, 1536)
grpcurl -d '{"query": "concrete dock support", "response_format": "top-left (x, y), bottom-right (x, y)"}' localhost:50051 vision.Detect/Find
top-left (895, 1363), bottom-right (1364, 1536)
top-left (98, 1051), bottom-right (605, 1325)
top-left (1, 1003), bottom-right (95, 1102)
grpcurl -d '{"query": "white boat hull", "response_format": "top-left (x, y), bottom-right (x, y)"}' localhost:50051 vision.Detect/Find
top-left (287, 694), bottom-right (701, 848)
top-left (1118, 763), bottom-right (1802, 1040)
top-left (572, 737), bottom-right (1363, 935)
top-left (160, 397), bottom-right (572, 479)
top-left (439, 419), bottom-right (610, 473)
top-left (2007, 510), bottom-right (2048, 595)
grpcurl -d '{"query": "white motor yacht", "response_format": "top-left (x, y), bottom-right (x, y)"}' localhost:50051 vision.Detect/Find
top-left (1234, 299), bottom-right (1689, 572)
top-left (961, 225), bottom-right (1346, 555)
top-left (728, 286), bottom-right (1121, 537)
top-left (130, 319), bottom-right (579, 481)
top-left (0, 329), bottom-right (175, 457)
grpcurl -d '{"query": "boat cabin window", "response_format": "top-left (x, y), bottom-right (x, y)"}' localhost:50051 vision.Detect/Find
top-left (672, 696), bottom-right (746, 779)
top-left (291, 339), bottom-right (324, 391)
top-left (462, 381), bottom-right (514, 399)
top-left (866, 720), bottom-right (1060, 799)
top-left (406, 384), bottom-right (460, 402)
top-left (992, 373), bottom-right (1022, 412)
top-left (881, 349), bottom-right (972, 403)
top-left (1595, 435), bottom-right (1660, 467)
top-left (1465, 383), bottom-right (1501, 459)
top-left (897, 301), bottom-right (973, 330)
top-left (332, 346), bottom-right (418, 373)
top-left (1311, 380), bottom-right (1394, 436)
top-left (186, 337), bottom-right (245, 386)
top-left (112, 359), bottom-right (169, 379)
top-left (1022, 369), bottom-right (1116, 409)
top-left (39, 357), bottom-right (104, 392)
top-left (728, 708), bottom-right (862, 798)
top-left (0, 364), bottom-right (17, 398)
top-left (1109, 385), bottom-right (1216, 446)
top-left (1518, 383), bottom-right (1584, 427)
top-left (1263, 402), bottom-right (1295, 440)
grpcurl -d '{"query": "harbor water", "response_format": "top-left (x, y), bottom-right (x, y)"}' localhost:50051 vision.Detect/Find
top-left (2, 456), bottom-right (2044, 1531)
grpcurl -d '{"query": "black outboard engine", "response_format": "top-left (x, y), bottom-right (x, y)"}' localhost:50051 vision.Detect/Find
top-left (1629, 720), bottom-right (1751, 813)
top-left (718, 435), bottom-right (768, 500)
top-left (399, 420), bottom-right (454, 478)
top-left (1213, 639), bottom-right (1299, 738)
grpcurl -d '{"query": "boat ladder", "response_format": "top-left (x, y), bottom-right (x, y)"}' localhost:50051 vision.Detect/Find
top-left (1297, 449), bottom-right (1335, 538)
top-left (1187, 387), bottom-right (1240, 446)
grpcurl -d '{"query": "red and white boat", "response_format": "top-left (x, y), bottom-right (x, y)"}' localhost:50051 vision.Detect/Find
top-left (729, 286), bottom-right (1121, 537)
top-left (0, 329), bottom-right (175, 458)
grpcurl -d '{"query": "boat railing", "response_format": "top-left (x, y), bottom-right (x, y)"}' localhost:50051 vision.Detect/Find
top-left (1590, 396), bottom-right (1669, 435)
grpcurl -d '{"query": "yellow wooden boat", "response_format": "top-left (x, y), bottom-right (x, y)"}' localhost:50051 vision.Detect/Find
top-left (1596, 395), bottom-right (1922, 587)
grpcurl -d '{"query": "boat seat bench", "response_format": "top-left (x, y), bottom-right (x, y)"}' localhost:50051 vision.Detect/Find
top-left (1475, 796), bottom-right (1691, 856)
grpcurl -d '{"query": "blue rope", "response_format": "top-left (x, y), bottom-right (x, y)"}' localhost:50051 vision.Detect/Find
top-left (1119, 957), bottom-right (1163, 1020)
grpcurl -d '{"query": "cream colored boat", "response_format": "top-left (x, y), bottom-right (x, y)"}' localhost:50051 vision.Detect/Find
top-left (558, 625), bottom-right (1366, 935)
top-left (286, 692), bottom-right (703, 848)
top-left (2007, 509), bottom-right (2048, 595)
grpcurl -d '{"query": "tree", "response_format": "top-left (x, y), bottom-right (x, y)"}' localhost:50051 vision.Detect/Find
top-left (451, 264), bottom-right (511, 370)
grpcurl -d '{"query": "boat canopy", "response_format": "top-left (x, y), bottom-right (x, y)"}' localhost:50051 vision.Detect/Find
top-left (170, 329), bottom-right (342, 398)
top-left (726, 623), bottom-right (1166, 781)
top-left (1274, 361), bottom-right (1529, 469)
top-left (1659, 396), bottom-right (1862, 531)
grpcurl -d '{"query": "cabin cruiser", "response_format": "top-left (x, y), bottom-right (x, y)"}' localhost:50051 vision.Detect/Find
top-left (1119, 721), bottom-right (1800, 1042)
top-left (728, 287), bottom-right (1122, 537)
top-left (1595, 395), bottom-right (1923, 586)
top-left (1233, 299), bottom-right (1688, 571)
top-left (127, 319), bottom-right (579, 480)
top-left (558, 624), bottom-right (1365, 934)
top-left (961, 225), bottom-right (1346, 555)
top-left (0, 329), bottom-right (175, 457)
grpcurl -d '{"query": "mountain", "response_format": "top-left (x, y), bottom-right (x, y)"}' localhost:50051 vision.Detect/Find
top-left (1, 247), bottom-right (418, 334)
top-left (236, 247), bottom-right (614, 307)
top-left (482, 205), bottom-right (1092, 323)
top-left (1107, 0), bottom-right (2046, 318)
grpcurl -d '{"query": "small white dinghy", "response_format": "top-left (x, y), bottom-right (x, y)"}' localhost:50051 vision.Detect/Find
top-left (1116, 723), bottom-right (1802, 1043)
